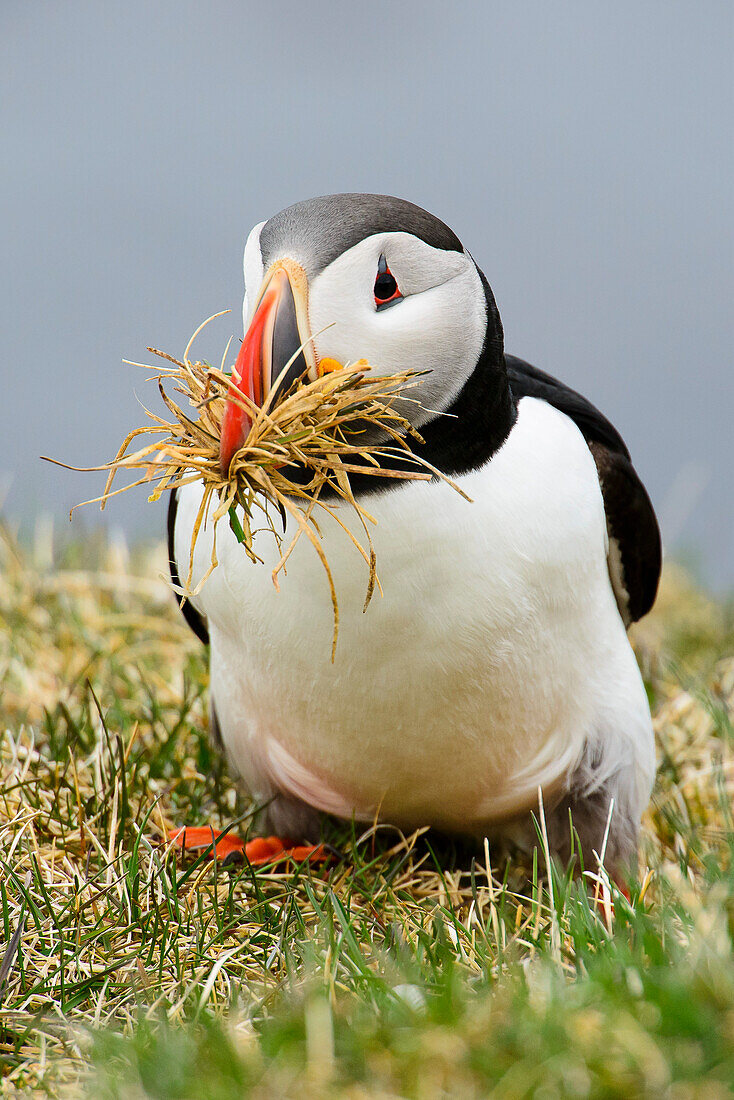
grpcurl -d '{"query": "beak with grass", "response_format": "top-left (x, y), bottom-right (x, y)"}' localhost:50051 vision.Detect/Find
top-left (169, 193), bottom-right (661, 882)
top-left (219, 259), bottom-right (320, 475)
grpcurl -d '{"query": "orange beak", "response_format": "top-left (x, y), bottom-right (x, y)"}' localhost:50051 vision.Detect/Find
top-left (219, 259), bottom-right (318, 476)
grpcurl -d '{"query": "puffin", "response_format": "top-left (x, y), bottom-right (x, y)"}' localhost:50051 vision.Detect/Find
top-left (167, 193), bottom-right (661, 875)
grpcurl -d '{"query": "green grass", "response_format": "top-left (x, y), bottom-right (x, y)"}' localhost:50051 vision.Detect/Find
top-left (1, 518), bottom-right (733, 1097)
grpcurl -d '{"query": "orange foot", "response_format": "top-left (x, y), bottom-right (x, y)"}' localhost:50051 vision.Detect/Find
top-left (613, 878), bottom-right (632, 904)
top-left (168, 826), bottom-right (328, 868)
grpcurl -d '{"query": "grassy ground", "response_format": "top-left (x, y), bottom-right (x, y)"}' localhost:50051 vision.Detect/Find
top-left (1, 517), bottom-right (733, 1098)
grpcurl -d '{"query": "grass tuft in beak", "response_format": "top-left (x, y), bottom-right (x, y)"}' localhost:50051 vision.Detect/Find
top-left (44, 314), bottom-right (469, 659)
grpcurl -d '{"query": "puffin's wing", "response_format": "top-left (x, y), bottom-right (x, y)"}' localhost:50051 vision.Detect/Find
top-left (505, 355), bottom-right (661, 624)
top-left (167, 488), bottom-right (210, 644)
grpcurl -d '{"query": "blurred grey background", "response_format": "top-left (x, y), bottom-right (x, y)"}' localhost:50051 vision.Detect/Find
top-left (2, 1), bottom-right (732, 588)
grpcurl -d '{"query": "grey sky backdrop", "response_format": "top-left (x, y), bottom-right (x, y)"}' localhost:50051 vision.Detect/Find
top-left (2, 1), bottom-right (732, 588)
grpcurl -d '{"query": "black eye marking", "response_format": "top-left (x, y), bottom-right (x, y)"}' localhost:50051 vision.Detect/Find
top-left (374, 254), bottom-right (402, 310)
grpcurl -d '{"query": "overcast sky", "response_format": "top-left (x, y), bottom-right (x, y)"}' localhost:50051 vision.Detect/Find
top-left (2, 1), bottom-right (732, 588)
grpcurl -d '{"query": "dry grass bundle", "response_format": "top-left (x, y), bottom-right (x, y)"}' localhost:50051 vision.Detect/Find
top-left (44, 315), bottom-right (466, 658)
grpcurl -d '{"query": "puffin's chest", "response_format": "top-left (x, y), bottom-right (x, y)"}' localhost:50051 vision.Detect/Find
top-left (177, 399), bottom-right (616, 826)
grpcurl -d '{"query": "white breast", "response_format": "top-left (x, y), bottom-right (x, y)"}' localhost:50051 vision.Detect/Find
top-left (174, 397), bottom-right (653, 832)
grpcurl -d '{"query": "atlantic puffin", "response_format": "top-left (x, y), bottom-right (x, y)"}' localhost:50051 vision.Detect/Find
top-left (167, 193), bottom-right (661, 874)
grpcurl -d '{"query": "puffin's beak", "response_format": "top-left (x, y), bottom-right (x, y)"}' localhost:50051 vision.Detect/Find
top-left (219, 259), bottom-right (318, 476)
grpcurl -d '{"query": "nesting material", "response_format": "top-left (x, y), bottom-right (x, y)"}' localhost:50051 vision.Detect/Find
top-left (46, 316), bottom-right (467, 656)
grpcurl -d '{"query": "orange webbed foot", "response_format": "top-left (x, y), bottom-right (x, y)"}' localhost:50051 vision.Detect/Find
top-left (613, 877), bottom-right (632, 904)
top-left (168, 826), bottom-right (328, 868)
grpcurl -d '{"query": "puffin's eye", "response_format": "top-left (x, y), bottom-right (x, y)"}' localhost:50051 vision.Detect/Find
top-left (373, 254), bottom-right (402, 310)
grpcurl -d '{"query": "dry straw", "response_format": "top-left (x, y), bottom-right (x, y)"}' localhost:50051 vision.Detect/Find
top-left (44, 313), bottom-right (468, 658)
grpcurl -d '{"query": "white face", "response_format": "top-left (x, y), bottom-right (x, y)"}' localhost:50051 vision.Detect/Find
top-left (242, 225), bottom-right (488, 427)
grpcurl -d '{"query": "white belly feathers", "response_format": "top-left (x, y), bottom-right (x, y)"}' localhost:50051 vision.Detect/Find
top-left (174, 397), bottom-right (653, 832)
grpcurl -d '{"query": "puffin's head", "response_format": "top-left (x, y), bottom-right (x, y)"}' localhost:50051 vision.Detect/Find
top-left (219, 193), bottom-right (500, 474)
